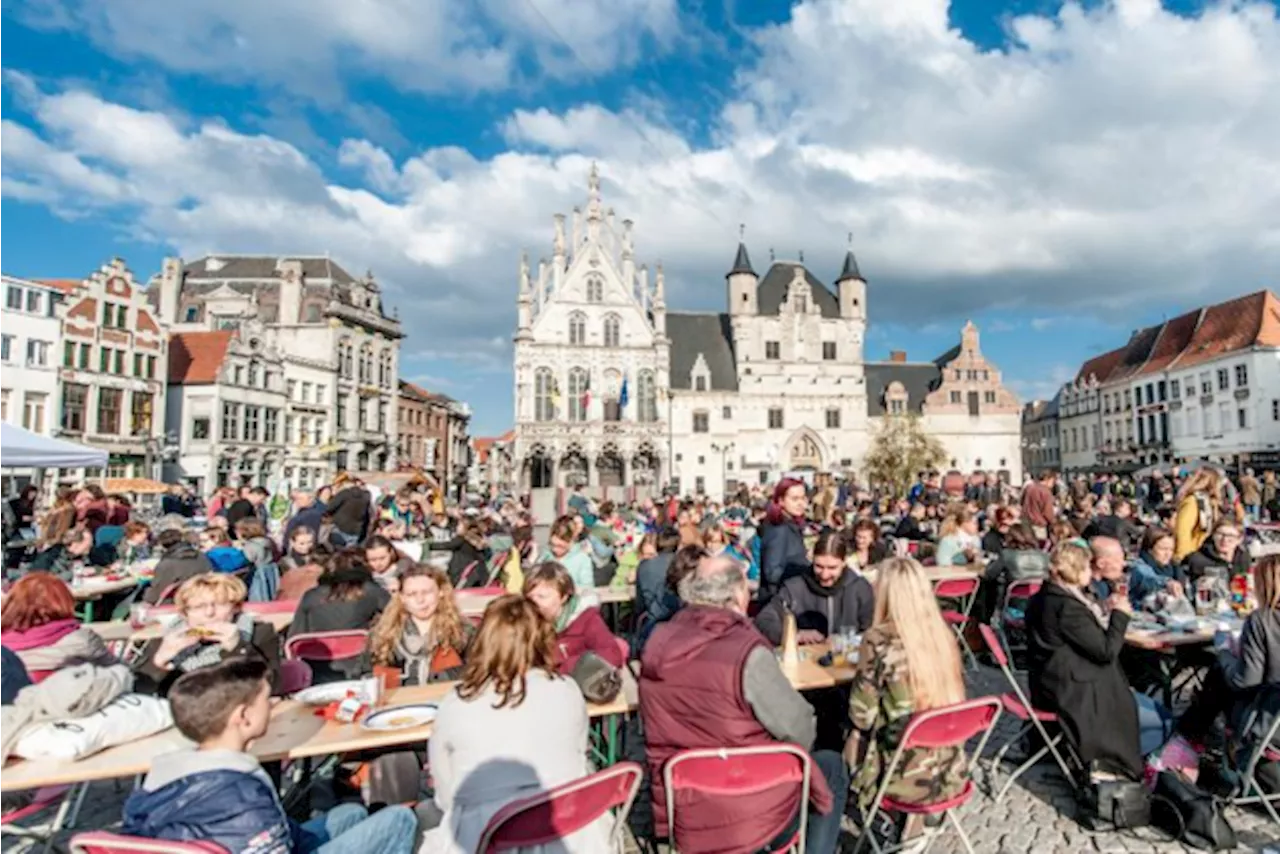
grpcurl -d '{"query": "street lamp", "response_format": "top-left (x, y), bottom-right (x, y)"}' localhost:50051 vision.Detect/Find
top-left (710, 441), bottom-right (735, 502)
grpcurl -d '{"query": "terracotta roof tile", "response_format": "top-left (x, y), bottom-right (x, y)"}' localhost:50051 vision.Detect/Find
top-left (1107, 322), bottom-right (1163, 382)
top-left (1168, 291), bottom-right (1277, 370)
top-left (1076, 345), bottom-right (1127, 384)
top-left (34, 278), bottom-right (83, 294)
top-left (169, 331), bottom-right (235, 384)
top-left (1136, 308), bottom-right (1202, 376)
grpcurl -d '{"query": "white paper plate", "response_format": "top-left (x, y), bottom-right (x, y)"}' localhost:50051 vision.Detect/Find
top-left (293, 680), bottom-right (367, 706)
top-left (362, 704), bottom-right (438, 731)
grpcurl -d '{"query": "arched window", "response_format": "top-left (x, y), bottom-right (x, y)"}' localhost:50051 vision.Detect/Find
top-left (535, 368), bottom-right (556, 421)
top-left (636, 370), bottom-right (658, 423)
top-left (586, 276), bottom-right (603, 302)
top-left (603, 313), bottom-right (621, 348)
top-left (568, 311), bottom-right (586, 346)
top-left (568, 368), bottom-right (589, 422)
top-left (338, 339), bottom-right (353, 379)
top-left (379, 349), bottom-right (392, 388)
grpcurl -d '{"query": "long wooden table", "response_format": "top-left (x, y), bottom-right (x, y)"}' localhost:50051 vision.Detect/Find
top-left (1, 671), bottom-right (639, 792)
top-left (2, 632), bottom-right (857, 792)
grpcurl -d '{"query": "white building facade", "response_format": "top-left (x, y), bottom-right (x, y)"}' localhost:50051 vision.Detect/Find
top-left (153, 255), bottom-right (403, 482)
top-left (1, 276), bottom-right (66, 437)
top-left (512, 168), bottom-right (1024, 494)
top-left (165, 321), bottom-right (290, 492)
top-left (54, 259), bottom-right (169, 478)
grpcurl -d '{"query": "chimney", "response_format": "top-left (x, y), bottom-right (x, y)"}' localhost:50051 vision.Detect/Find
top-left (889, 350), bottom-right (907, 363)
top-left (277, 259), bottom-right (302, 325)
top-left (158, 256), bottom-right (183, 326)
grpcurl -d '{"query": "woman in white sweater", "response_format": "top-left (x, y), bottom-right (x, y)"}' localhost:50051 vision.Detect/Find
top-left (420, 595), bottom-right (612, 854)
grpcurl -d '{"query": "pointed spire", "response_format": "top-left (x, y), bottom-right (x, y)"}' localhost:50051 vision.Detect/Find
top-left (727, 225), bottom-right (756, 278)
top-left (837, 233), bottom-right (863, 282)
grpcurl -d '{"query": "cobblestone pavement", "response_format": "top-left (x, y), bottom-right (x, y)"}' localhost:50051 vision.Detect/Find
top-left (10, 665), bottom-right (1279, 853)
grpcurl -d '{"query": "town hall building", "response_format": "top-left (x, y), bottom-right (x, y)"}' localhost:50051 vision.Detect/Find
top-left (510, 167), bottom-right (1023, 495)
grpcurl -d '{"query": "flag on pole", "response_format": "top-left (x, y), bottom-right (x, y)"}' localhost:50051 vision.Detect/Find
top-left (581, 375), bottom-right (592, 414)
top-left (550, 379), bottom-right (562, 412)
top-left (619, 374), bottom-right (630, 411)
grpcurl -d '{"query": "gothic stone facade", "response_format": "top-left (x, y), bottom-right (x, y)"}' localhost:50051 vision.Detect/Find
top-left (513, 169), bottom-right (1023, 493)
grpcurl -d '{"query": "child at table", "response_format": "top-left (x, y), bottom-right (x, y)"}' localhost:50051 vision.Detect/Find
top-left (123, 657), bottom-right (418, 854)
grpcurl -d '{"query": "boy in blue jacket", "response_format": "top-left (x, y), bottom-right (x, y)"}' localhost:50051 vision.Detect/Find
top-left (123, 658), bottom-right (416, 854)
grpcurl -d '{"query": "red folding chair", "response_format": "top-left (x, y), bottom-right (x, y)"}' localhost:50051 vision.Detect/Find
top-left (978, 625), bottom-right (1081, 804)
top-left (69, 831), bottom-right (229, 853)
top-left (1, 785), bottom-right (81, 854)
top-left (854, 696), bottom-right (1002, 854)
top-left (474, 762), bottom-right (643, 853)
top-left (244, 599), bottom-right (299, 615)
top-left (152, 582), bottom-right (182, 606)
top-left (284, 630), bottom-right (369, 662)
top-left (934, 577), bottom-right (981, 670)
top-left (995, 579), bottom-right (1043, 666)
top-left (663, 744), bottom-right (811, 854)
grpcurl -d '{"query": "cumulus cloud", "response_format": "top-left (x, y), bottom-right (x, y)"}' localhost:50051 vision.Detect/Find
top-left (12, 0), bottom-right (681, 97)
top-left (4, 0), bottom-right (1280, 428)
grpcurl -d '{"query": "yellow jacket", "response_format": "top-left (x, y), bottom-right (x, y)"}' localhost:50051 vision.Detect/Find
top-left (1173, 494), bottom-right (1209, 561)
top-left (502, 548), bottom-right (524, 594)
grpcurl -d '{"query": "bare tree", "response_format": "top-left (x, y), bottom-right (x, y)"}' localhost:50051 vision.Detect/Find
top-left (863, 414), bottom-right (947, 498)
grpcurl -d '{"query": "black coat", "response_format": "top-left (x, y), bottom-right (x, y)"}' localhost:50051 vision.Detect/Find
top-left (759, 518), bottom-right (810, 602)
top-left (1025, 583), bottom-right (1142, 779)
top-left (754, 569), bottom-right (874, 644)
top-left (1183, 540), bottom-right (1250, 584)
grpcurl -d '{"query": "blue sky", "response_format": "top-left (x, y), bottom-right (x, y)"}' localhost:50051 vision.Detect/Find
top-left (3, 0), bottom-right (1278, 435)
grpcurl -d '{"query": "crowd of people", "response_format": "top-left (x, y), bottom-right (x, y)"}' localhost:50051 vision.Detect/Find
top-left (0, 463), bottom-right (1277, 852)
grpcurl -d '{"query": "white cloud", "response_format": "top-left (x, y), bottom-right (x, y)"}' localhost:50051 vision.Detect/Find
top-left (1007, 363), bottom-right (1076, 403)
top-left (4, 0), bottom-right (1280, 426)
top-left (14, 0), bottom-right (681, 98)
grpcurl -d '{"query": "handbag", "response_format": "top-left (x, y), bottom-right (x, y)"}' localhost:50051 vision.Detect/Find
top-left (570, 650), bottom-right (622, 704)
top-left (1081, 776), bottom-right (1151, 831)
top-left (1151, 769), bottom-right (1237, 851)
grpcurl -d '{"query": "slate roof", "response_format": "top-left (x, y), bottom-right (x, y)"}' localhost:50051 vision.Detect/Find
top-left (728, 243), bottom-right (755, 277)
top-left (667, 313), bottom-right (739, 391)
top-left (182, 256), bottom-right (357, 284)
top-left (169, 331), bottom-right (235, 384)
top-left (756, 262), bottom-right (840, 319)
top-left (836, 250), bottom-right (862, 282)
top-left (863, 362), bottom-right (942, 416)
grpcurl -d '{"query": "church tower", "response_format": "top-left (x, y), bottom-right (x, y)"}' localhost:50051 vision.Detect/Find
top-left (726, 229), bottom-right (758, 317)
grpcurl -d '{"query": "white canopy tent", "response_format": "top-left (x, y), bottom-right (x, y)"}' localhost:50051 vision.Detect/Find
top-left (0, 422), bottom-right (108, 470)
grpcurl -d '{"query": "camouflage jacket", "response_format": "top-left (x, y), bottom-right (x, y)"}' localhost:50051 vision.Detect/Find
top-left (844, 626), bottom-right (968, 811)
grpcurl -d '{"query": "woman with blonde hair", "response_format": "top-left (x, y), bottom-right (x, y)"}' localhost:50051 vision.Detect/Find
top-left (366, 564), bottom-right (472, 684)
top-left (933, 509), bottom-right (980, 566)
top-left (1025, 541), bottom-right (1147, 779)
top-left (420, 596), bottom-right (611, 853)
top-left (844, 558), bottom-right (966, 820)
top-left (1179, 555), bottom-right (1280, 746)
top-left (135, 572), bottom-right (281, 696)
top-left (1174, 467), bottom-right (1223, 561)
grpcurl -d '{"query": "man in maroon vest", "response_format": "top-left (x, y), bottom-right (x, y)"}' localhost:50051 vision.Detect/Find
top-left (639, 555), bottom-right (849, 854)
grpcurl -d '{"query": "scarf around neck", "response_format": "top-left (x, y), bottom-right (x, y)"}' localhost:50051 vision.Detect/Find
top-left (2, 617), bottom-right (81, 651)
top-left (1055, 580), bottom-right (1107, 626)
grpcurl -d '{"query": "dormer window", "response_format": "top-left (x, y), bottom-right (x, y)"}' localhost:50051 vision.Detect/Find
top-left (885, 381), bottom-right (909, 415)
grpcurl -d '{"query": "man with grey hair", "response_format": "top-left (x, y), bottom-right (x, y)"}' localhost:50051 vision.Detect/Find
top-left (1088, 535), bottom-right (1129, 603)
top-left (639, 555), bottom-right (848, 854)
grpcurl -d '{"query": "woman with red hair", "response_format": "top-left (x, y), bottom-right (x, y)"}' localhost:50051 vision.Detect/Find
top-left (759, 478), bottom-right (812, 602)
top-left (0, 572), bottom-right (116, 673)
